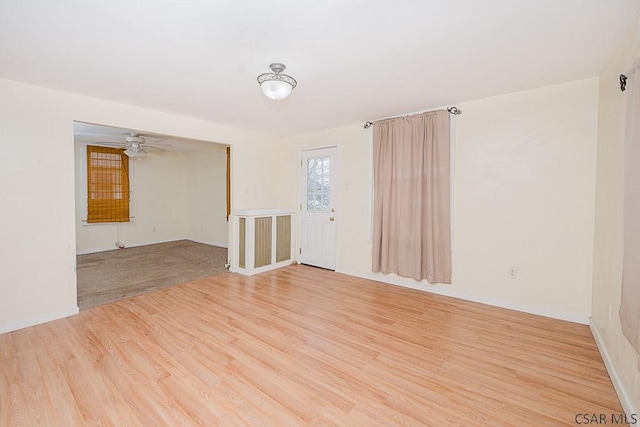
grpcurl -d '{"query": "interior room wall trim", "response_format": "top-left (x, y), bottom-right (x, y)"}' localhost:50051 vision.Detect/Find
top-left (75, 238), bottom-right (187, 255)
top-left (75, 237), bottom-right (229, 255)
top-left (338, 269), bottom-right (590, 325)
top-left (0, 306), bottom-right (79, 335)
top-left (188, 239), bottom-right (229, 249)
top-left (590, 320), bottom-right (637, 419)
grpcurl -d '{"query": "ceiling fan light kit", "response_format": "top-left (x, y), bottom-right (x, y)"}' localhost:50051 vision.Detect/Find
top-left (124, 145), bottom-right (147, 159)
top-left (123, 134), bottom-right (148, 159)
top-left (257, 63), bottom-right (297, 100)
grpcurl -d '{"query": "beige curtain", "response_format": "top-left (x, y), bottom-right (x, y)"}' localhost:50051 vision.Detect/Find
top-left (372, 110), bottom-right (451, 283)
top-left (621, 62), bottom-right (640, 360)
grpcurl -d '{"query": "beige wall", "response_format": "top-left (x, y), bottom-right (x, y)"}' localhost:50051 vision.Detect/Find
top-left (74, 146), bottom-right (189, 253)
top-left (185, 146), bottom-right (229, 247)
top-left (0, 78), bottom-right (282, 333)
top-left (74, 144), bottom-right (229, 253)
top-left (283, 78), bottom-right (599, 324)
top-left (591, 12), bottom-right (640, 414)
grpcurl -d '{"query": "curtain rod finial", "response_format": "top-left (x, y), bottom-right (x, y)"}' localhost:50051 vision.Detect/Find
top-left (364, 121), bottom-right (373, 129)
top-left (447, 106), bottom-right (462, 115)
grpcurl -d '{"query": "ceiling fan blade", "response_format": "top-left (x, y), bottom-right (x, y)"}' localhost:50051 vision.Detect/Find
top-left (87, 142), bottom-right (127, 147)
top-left (148, 143), bottom-right (174, 149)
top-left (145, 145), bottom-right (167, 153)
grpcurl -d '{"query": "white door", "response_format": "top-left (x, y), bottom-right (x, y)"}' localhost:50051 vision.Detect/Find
top-left (299, 147), bottom-right (337, 270)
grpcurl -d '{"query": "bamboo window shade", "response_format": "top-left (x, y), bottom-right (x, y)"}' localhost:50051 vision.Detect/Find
top-left (86, 145), bottom-right (130, 223)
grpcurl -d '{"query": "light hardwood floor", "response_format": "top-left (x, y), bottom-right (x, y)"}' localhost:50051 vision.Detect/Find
top-left (1, 265), bottom-right (621, 426)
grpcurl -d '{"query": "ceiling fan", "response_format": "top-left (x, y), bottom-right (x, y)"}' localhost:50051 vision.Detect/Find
top-left (94, 133), bottom-right (173, 158)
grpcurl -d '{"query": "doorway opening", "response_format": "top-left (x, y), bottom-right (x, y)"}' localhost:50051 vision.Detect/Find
top-left (73, 121), bottom-right (230, 309)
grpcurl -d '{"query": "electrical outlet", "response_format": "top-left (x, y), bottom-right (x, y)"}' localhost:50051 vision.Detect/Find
top-left (507, 266), bottom-right (517, 279)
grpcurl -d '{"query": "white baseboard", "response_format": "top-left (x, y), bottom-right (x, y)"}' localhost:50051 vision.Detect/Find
top-left (235, 260), bottom-right (293, 276)
top-left (337, 269), bottom-right (590, 325)
top-left (0, 306), bottom-right (79, 335)
top-left (77, 245), bottom-right (122, 255)
top-left (189, 239), bottom-right (229, 249)
top-left (589, 320), bottom-right (637, 419)
top-left (76, 238), bottom-right (195, 255)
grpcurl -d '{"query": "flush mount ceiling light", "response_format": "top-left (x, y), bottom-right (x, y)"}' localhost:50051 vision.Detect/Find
top-left (257, 63), bottom-right (297, 100)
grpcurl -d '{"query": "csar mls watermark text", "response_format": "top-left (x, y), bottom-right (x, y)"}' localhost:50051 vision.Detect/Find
top-left (575, 413), bottom-right (638, 424)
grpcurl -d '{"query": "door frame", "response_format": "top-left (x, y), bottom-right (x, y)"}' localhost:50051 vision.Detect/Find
top-left (298, 145), bottom-right (339, 269)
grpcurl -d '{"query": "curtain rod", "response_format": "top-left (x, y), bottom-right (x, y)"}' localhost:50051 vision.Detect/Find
top-left (363, 106), bottom-right (462, 129)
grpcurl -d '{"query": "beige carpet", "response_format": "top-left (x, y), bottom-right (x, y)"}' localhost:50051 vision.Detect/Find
top-left (77, 240), bottom-right (228, 309)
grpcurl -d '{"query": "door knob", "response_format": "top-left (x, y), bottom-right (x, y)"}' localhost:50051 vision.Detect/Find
top-left (329, 217), bottom-right (335, 221)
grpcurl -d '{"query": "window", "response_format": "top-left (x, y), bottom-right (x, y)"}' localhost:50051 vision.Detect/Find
top-left (86, 145), bottom-right (130, 223)
top-left (306, 156), bottom-right (331, 212)
top-left (371, 110), bottom-right (451, 283)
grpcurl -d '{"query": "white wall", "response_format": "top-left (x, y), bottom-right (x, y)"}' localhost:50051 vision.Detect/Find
top-left (282, 78), bottom-right (599, 324)
top-left (75, 145), bottom-right (189, 253)
top-left (75, 144), bottom-right (229, 253)
top-left (0, 78), bottom-right (283, 333)
top-left (591, 11), bottom-right (640, 415)
top-left (185, 146), bottom-right (229, 247)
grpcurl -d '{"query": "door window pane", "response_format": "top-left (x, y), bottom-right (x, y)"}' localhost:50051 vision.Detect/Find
top-left (306, 156), bottom-right (330, 212)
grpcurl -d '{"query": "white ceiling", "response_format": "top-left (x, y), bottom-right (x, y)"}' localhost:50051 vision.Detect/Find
top-left (1, 0), bottom-right (638, 136)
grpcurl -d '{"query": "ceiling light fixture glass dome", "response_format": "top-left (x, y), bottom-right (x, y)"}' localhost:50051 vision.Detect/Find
top-left (257, 63), bottom-right (297, 100)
